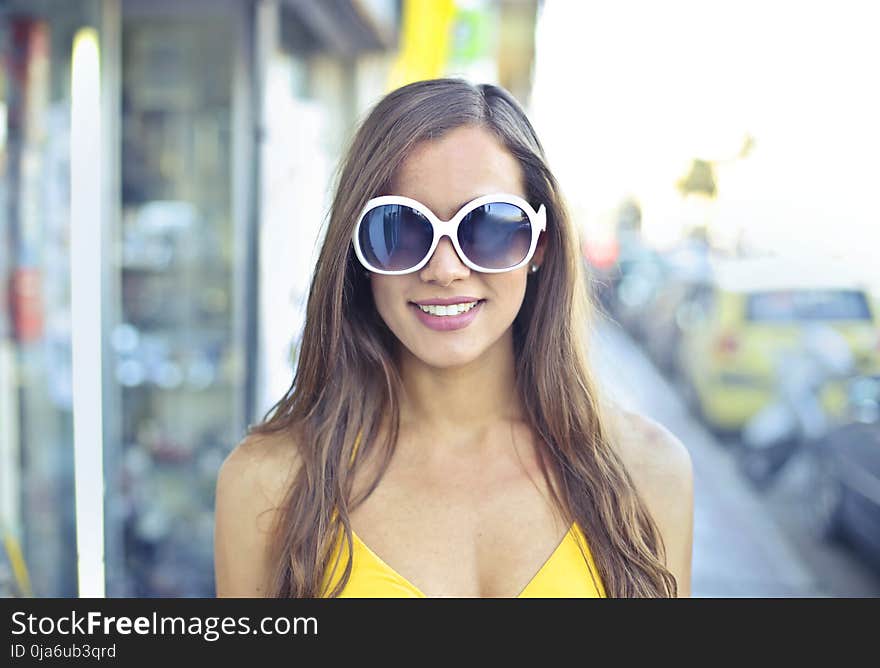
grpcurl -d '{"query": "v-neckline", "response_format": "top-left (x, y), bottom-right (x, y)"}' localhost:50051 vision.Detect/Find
top-left (349, 523), bottom-right (577, 598)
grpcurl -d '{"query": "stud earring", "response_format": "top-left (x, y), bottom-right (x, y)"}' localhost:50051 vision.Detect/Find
top-left (530, 263), bottom-right (539, 273)
top-left (364, 270), bottom-right (371, 278)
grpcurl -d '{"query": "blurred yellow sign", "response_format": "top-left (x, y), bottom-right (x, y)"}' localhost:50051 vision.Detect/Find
top-left (387, 0), bottom-right (457, 91)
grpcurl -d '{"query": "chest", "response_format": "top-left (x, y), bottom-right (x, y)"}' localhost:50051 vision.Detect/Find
top-left (345, 431), bottom-right (572, 597)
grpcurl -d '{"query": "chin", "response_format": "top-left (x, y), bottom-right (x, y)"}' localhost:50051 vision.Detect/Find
top-left (407, 343), bottom-right (483, 369)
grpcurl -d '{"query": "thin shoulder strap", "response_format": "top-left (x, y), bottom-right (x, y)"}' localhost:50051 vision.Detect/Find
top-left (349, 428), bottom-right (364, 466)
top-left (330, 428), bottom-right (364, 525)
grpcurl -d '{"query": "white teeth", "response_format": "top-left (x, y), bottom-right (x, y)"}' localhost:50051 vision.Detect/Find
top-left (417, 301), bottom-right (479, 316)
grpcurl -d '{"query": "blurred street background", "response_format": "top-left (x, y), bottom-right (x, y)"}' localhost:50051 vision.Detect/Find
top-left (0, 0), bottom-right (878, 597)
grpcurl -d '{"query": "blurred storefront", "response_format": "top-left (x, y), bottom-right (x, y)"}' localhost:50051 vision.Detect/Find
top-left (1, 0), bottom-right (103, 598)
top-left (0, 0), bottom-right (401, 598)
top-left (1, 0), bottom-right (540, 597)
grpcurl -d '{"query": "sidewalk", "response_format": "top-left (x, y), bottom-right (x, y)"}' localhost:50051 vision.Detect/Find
top-left (589, 319), bottom-right (823, 597)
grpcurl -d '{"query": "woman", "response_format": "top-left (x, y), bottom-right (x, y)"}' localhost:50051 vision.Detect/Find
top-left (214, 78), bottom-right (693, 598)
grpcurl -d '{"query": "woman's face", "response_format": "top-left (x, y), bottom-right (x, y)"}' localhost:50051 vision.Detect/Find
top-left (368, 124), bottom-right (546, 369)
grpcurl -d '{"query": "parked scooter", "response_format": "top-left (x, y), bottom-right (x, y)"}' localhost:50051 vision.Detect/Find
top-left (737, 324), bottom-right (854, 490)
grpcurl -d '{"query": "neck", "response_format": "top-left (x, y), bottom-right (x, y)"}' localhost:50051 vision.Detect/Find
top-left (395, 330), bottom-right (524, 452)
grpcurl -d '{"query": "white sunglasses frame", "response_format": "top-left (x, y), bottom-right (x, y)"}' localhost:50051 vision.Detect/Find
top-left (351, 192), bottom-right (547, 275)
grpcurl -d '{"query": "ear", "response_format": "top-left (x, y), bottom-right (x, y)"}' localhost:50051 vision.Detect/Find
top-left (532, 233), bottom-right (547, 268)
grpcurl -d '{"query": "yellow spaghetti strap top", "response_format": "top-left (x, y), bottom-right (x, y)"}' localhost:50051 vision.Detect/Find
top-left (321, 430), bottom-right (607, 598)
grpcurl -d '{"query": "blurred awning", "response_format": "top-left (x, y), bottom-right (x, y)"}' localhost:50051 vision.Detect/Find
top-left (280, 0), bottom-right (399, 56)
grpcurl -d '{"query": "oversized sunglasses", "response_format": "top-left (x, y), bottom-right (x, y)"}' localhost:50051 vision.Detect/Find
top-left (351, 193), bottom-right (547, 275)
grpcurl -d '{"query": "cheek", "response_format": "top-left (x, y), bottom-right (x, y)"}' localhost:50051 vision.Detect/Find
top-left (492, 273), bottom-right (529, 312)
top-left (370, 278), bottom-right (405, 324)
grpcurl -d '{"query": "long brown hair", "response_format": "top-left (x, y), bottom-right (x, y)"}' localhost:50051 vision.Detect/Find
top-left (249, 78), bottom-right (677, 597)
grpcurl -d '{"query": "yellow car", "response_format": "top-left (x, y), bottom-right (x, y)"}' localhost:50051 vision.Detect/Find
top-left (675, 257), bottom-right (880, 434)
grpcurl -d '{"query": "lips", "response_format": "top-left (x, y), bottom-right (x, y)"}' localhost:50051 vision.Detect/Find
top-left (409, 299), bottom-right (484, 331)
top-left (411, 296), bottom-right (483, 306)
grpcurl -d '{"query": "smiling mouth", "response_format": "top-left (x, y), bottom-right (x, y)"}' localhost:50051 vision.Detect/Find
top-left (409, 299), bottom-right (486, 316)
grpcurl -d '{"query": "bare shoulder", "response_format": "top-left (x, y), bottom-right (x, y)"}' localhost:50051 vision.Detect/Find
top-left (604, 405), bottom-right (693, 489)
top-left (604, 404), bottom-right (695, 596)
top-left (218, 428), bottom-right (303, 503)
top-left (214, 427), bottom-right (303, 597)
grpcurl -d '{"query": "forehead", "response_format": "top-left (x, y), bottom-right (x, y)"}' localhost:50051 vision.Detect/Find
top-left (390, 125), bottom-right (526, 219)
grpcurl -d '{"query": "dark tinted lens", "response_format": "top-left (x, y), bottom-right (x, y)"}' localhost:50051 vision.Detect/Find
top-left (459, 202), bottom-right (532, 270)
top-left (358, 204), bottom-right (433, 271)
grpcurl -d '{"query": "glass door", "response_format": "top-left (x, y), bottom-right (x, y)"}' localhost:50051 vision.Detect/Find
top-left (105, 0), bottom-right (253, 596)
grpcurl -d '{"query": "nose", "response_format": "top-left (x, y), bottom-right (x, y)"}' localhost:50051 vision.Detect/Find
top-left (418, 236), bottom-right (470, 285)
